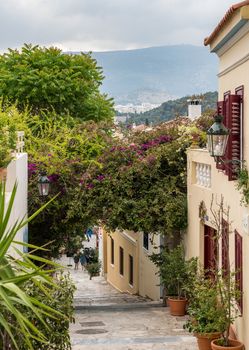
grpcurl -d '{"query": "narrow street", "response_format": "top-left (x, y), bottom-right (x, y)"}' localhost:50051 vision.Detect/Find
top-left (59, 236), bottom-right (198, 350)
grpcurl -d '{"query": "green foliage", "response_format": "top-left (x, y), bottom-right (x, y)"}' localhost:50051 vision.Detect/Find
top-left (16, 273), bottom-right (76, 350)
top-left (86, 262), bottom-right (101, 279)
top-left (237, 166), bottom-right (249, 205)
top-left (125, 91), bottom-right (217, 125)
top-left (150, 245), bottom-right (197, 298)
top-left (184, 273), bottom-right (227, 335)
top-left (0, 117), bottom-right (16, 168)
top-left (70, 123), bottom-right (191, 236)
top-left (0, 44), bottom-right (114, 122)
top-left (0, 182), bottom-right (65, 350)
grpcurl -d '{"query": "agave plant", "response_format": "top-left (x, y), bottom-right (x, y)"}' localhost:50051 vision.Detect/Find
top-left (0, 182), bottom-right (62, 350)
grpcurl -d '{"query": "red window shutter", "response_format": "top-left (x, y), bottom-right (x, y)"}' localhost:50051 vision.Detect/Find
top-left (204, 225), bottom-right (218, 276)
top-left (222, 219), bottom-right (229, 277)
top-left (235, 231), bottom-right (243, 312)
top-left (216, 101), bottom-right (226, 170)
top-left (226, 95), bottom-right (241, 181)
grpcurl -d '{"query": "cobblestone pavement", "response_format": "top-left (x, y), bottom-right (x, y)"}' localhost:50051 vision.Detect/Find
top-left (61, 235), bottom-right (198, 350)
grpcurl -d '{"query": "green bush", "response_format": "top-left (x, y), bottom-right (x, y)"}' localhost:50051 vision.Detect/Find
top-left (86, 262), bottom-right (101, 279)
top-left (16, 272), bottom-right (76, 350)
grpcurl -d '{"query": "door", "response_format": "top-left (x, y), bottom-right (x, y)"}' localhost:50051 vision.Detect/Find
top-left (204, 225), bottom-right (218, 274)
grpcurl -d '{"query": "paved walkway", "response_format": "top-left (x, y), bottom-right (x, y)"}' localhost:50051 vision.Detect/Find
top-left (60, 236), bottom-right (198, 350)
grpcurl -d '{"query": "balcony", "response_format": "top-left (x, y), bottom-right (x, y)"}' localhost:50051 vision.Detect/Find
top-left (195, 162), bottom-right (211, 188)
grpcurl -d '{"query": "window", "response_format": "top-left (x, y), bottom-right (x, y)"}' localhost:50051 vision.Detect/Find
top-left (129, 255), bottom-right (134, 286)
top-left (119, 247), bottom-right (124, 276)
top-left (235, 231), bottom-right (243, 312)
top-left (222, 219), bottom-right (229, 277)
top-left (143, 232), bottom-right (149, 250)
top-left (110, 237), bottom-right (114, 265)
top-left (216, 89), bottom-right (243, 180)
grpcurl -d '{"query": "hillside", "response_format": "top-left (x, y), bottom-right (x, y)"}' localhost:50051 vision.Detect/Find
top-left (128, 91), bottom-right (218, 125)
top-left (90, 45), bottom-right (218, 104)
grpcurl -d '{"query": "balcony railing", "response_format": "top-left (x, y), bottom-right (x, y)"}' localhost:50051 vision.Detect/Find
top-left (195, 162), bottom-right (211, 188)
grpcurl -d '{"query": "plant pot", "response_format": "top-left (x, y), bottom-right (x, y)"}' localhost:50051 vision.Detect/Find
top-left (211, 338), bottom-right (244, 350)
top-left (195, 332), bottom-right (222, 350)
top-left (0, 168), bottom-right (7, 181)
top-left (167, 297), bottom-right (187, 316)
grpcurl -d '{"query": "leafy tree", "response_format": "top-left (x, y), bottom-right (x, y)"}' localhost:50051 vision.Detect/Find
top-left (68, 119), bottom-right (207, 238)
top-left (0, 44), bottom-right (114, 122)
top-left (0, 104), bottom-right (114, 257)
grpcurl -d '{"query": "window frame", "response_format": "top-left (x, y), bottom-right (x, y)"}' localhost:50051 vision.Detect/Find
top-left (129, 254), bottom-right (134, 286)
top-left (110, 237), bottom-right (114, 265)
top-left (119, 246), bottom-right (124, 276)
top-left (143, 232), bottom-right (149, 251)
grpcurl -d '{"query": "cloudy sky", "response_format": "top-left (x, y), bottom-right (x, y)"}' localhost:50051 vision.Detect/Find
top-left (0, 0), bottom-right (235, 52)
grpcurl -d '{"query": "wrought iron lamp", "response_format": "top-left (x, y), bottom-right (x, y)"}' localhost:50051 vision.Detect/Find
top-left (207, 115), bottom-right (230, 164)
top-left (38, 172), bottom-right (50, 196)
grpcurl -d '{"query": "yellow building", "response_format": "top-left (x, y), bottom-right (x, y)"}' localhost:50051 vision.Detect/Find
top-left (186, 1), bottom-right (249, 347)
top-left (102, 229), bottom-right (161, 301)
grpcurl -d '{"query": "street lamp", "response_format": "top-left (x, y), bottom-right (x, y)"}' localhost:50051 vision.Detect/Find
top-left (38, 172), bottom-right (50, 196)
top-left (207, 115), bottom-right (230, 163)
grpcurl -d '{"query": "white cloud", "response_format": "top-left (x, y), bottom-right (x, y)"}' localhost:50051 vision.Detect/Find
top-left (0, 0), bottom-right (235, 52)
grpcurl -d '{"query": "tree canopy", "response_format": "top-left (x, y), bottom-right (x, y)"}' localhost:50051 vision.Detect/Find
top-left (0, 44), bottom-right (114, 122)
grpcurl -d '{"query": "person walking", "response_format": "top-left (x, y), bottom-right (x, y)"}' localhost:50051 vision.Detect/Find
top-left (85, 227), bottom-right (93, 242)
top-left (73, 252), bottom-right (80, 270)
top-left (79, 251), bottom-right (87, 270)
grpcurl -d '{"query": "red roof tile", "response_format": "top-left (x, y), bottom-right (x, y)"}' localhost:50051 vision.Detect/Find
top-left (204, 0), bottom-right (249, 46)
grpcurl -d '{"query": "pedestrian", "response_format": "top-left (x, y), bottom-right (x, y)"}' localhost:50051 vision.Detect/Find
top-left (73, 252), bottom-right (80, 270)
top-left (86, 227), bottom-right (93, 242)
top-left (79, 250), bottom-right (87, 270)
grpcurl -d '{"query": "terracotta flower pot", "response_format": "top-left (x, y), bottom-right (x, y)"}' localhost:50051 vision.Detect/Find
top-left (195, 332), bottom-right (222, 350)
top-left (211, 338), bottom-right (244, 350)
top-left (167, 297), bottom-right (187, 316)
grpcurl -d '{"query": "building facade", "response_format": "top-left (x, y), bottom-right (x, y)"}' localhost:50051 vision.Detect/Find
top-left (186, 1), bottom-right (249, 347)
top-left (102, 229), bottom-right (161, 301)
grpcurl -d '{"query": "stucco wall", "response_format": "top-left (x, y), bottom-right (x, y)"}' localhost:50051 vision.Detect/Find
top-left (138, 233), bottom-right (161, 301)
top-left (6, 153), bottom-right (28, 257)
top-left (186, 148), bottom-right (249, 346)
top-left (105, 229), bottom-right (161, 300)
top-left (107, 230), bottom-right (139, 294)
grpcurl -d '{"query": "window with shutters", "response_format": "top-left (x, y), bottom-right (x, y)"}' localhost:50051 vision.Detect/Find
top-left (235, 231), bottom-right (243, 312)
top-left (216, 88), bottom-right (243, 180)
top-left (222, 219), bottom-right (229, 277)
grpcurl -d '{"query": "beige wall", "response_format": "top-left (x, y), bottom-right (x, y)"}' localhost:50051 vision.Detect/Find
top-left (138, 233), bottom-right (161, 301)
top-left (106, 230), bottom-right (139, 294)
top-left (105, 229), bottom-right (161, 300)
top-left (186, 149), bottom-right (249, 347)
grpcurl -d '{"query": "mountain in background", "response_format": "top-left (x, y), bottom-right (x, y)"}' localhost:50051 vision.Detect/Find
top-left (127, 91), bottom-right (218, 125)
top-left (88, 45), bottom-right (218, 104)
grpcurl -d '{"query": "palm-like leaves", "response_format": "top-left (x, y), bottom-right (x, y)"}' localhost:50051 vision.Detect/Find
top-left (0, 182), bottom-right (62, 349)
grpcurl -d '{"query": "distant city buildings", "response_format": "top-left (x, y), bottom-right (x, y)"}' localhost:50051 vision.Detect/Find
top-left (115, 103), bottom-right (160, 114)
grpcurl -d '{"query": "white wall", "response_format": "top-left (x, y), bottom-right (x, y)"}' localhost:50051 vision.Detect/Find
top-left (5, 153), bottom-right (28, 257)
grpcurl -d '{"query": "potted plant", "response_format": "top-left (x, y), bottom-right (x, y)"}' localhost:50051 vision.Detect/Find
top-left (209, 196), bottom-right (244, 349)
top-left (150, 245), bottom-right (197, 316)
top-left (210, 271), bottom-right (243, 350)
top-left (184, 272), bottom-right (226, 350)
